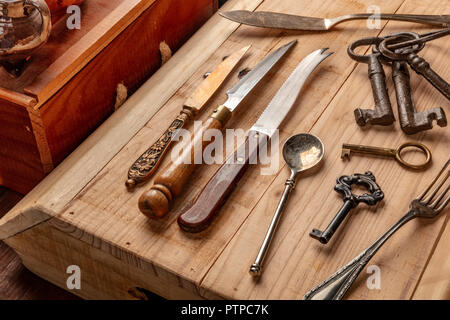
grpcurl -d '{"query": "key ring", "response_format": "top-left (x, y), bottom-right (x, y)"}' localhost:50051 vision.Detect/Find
top-left (395, 142), bottom-right (432, 170)
top-left (348, 37), bottom-right (384, 63)
top-left (378, 32), bottom-right (423, 60)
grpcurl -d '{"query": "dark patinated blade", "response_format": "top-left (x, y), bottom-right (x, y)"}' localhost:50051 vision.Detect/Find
top-left (220, 10), bottom-right (328, 31)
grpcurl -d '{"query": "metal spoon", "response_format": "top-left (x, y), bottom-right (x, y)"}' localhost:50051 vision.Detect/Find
top-left (249, 133), bottom-right (325, 277)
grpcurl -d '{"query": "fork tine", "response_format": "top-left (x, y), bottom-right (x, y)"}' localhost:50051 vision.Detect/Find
top-left (436, 194), bottom-right (450, 212)
top-left (431, 181), bottom-right (449, 209)
top-left (418, 159), bottom-right (450, 203)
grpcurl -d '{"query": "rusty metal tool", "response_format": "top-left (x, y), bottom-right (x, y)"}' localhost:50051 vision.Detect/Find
top-left (138, 40), bottom-right (297, 219)
top-left (219, 10), bottom-right (450, 31)
top-left (310, 172), bottom-right (384, 244)
top-left (348, 37), bottom-right (395, 126)
top-left (125, 45), bottom-right (250, 190)
top-left (177, 48), bottom-right (332, 233)
top-left (341, 142), bottom-right (432, 170)
top-left (304, 159), bottom-right (449, 300)
top-left (392, 60), bottom-right (447, 134)
top-left (379, 36), bottom-right (450, 100)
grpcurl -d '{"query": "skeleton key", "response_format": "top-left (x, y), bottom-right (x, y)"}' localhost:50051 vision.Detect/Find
top-left (310, 172), bottom-right (384, 244)
top-left (341, 142), bottom-right (432, 170)
top-left (379, 36), bottom-right (450, 100)
top-left (392, 60), bottom-right (447, 134)
top-left (348, 37), bottom-right (395, 126)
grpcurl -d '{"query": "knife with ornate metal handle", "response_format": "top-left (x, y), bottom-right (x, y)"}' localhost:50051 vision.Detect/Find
top-left (126, 45), bottom-right (251, 190)
top-left (178, 48), bottom-right (333, 232)
top-left (138, 40), bottom-right (297, 218)
top-left (220, 10), bottom-right (450, 31)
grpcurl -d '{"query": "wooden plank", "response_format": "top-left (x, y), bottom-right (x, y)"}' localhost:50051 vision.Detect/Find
top-left (201, 0), bottom-right (449, 300)
top-left (413, 218), bottom-right (450, 300)
top-left (0, 187), bottom-right (78, 300)
top-left (0, 0), bottom-right (263, 239)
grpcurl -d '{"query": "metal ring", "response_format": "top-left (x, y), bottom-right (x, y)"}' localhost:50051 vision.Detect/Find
top-left (378, 33), bottom-right (423, 60)
top-left (348, 37), bottom-right (384, 63)
top-left (395, 142), bottom-right (432, 170)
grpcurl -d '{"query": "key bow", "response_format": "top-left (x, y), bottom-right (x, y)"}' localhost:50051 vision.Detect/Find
top-left (334, 171), bottom-right (384, 207)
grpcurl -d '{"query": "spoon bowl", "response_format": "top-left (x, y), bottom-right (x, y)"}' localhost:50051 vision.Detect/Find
top-left (283, 133), bottom-right (324, 174)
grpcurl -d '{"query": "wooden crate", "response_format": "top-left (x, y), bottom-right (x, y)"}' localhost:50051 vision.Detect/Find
top-left (0, 0), bottom-right (216, 194)
top-left (0, 0), bottom-right (448, 300)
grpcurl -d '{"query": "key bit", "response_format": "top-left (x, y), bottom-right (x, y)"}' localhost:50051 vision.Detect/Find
top-left (310, 172), bottom-right (384, 244)
top-left (392, 61), bottom-right (447, 135)
top-left (341, 147), bottom-right (352, 159)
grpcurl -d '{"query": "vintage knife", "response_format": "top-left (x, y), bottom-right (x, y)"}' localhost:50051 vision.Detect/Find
top-left (126, 45), bottom-right (251, 190)
top-left (138, 40), bottom-right (297, 218)
top-left (178, 47), bottom-right (333, 232)
top-left (220, 10), bottom-right (450, 31)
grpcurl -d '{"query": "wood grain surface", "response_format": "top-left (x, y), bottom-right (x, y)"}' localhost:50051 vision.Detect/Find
top-left (0, 0), bottom-right (448, 300)
top-left (0, 187), bottom-right (79, 300)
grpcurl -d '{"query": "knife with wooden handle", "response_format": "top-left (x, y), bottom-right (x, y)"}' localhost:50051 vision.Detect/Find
top-left (126, 45), bottom-right (250, 190)
top-left (138, 40), bottom-right (297, 219)
top-left (178, 48), bottom-right (333, 232)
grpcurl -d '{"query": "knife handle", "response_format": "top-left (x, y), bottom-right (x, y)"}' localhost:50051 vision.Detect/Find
top-left (178, 130), bottom-right (269, 232)
top-left (126, 108), bottom-right (195, 190)
top-left (138, 105), bottom-right (232, 219)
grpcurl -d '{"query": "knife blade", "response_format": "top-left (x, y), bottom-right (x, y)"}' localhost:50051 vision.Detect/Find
top-left (177, 48), bottom-right (333, 232)
top-left (220, 10), bottom-right (450, 31)
top-left (138, 40), bottom-right (297, 219)
top-left (126, 45), bottom-right (250, 189)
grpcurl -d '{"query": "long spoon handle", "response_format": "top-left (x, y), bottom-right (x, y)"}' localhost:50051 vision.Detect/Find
top-left (249, 172), bottom-right (297, 277)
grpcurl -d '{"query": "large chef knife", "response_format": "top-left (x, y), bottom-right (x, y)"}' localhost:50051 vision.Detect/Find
top-left (178, 47), bottom-right (333, 233)
top-left (220, 10), bottom-right (450, 31)
top-left (138, 40), bottom-right (297, 218)
top-left (126, 45), bottom-right (251, 190)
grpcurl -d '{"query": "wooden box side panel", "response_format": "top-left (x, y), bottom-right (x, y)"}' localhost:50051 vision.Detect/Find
top-left (0, 101), bottom-right (45, 194)
top-left (40, 0), bottom-right (216, 165)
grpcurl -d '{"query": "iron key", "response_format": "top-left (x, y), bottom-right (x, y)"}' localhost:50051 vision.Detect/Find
top-left (310, 172), bottom-right (384, 244)
top-left (348, 38), bottom-right (395, 126)
top-left (379, 37), bottom-right (450, 100)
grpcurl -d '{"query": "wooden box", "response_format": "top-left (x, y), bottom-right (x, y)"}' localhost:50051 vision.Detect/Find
top-left (0, 0), bottom-right (216, 194)
top-left (0, 0), bottom-right (448, 300)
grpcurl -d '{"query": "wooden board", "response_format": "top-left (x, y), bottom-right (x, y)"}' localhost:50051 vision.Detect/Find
top-left (0, 0), bottom-right (448, 300)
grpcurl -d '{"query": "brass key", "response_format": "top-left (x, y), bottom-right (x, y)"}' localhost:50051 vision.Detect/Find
top-left (341, 142), bottom-right (432, 170)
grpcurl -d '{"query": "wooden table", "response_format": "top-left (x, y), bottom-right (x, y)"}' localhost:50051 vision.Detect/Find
top-left (0, 0), bottom-right (448, 300)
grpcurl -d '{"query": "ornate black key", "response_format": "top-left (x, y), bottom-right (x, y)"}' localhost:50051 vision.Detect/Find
top-left (310, 172), bottom-right (384, 244)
